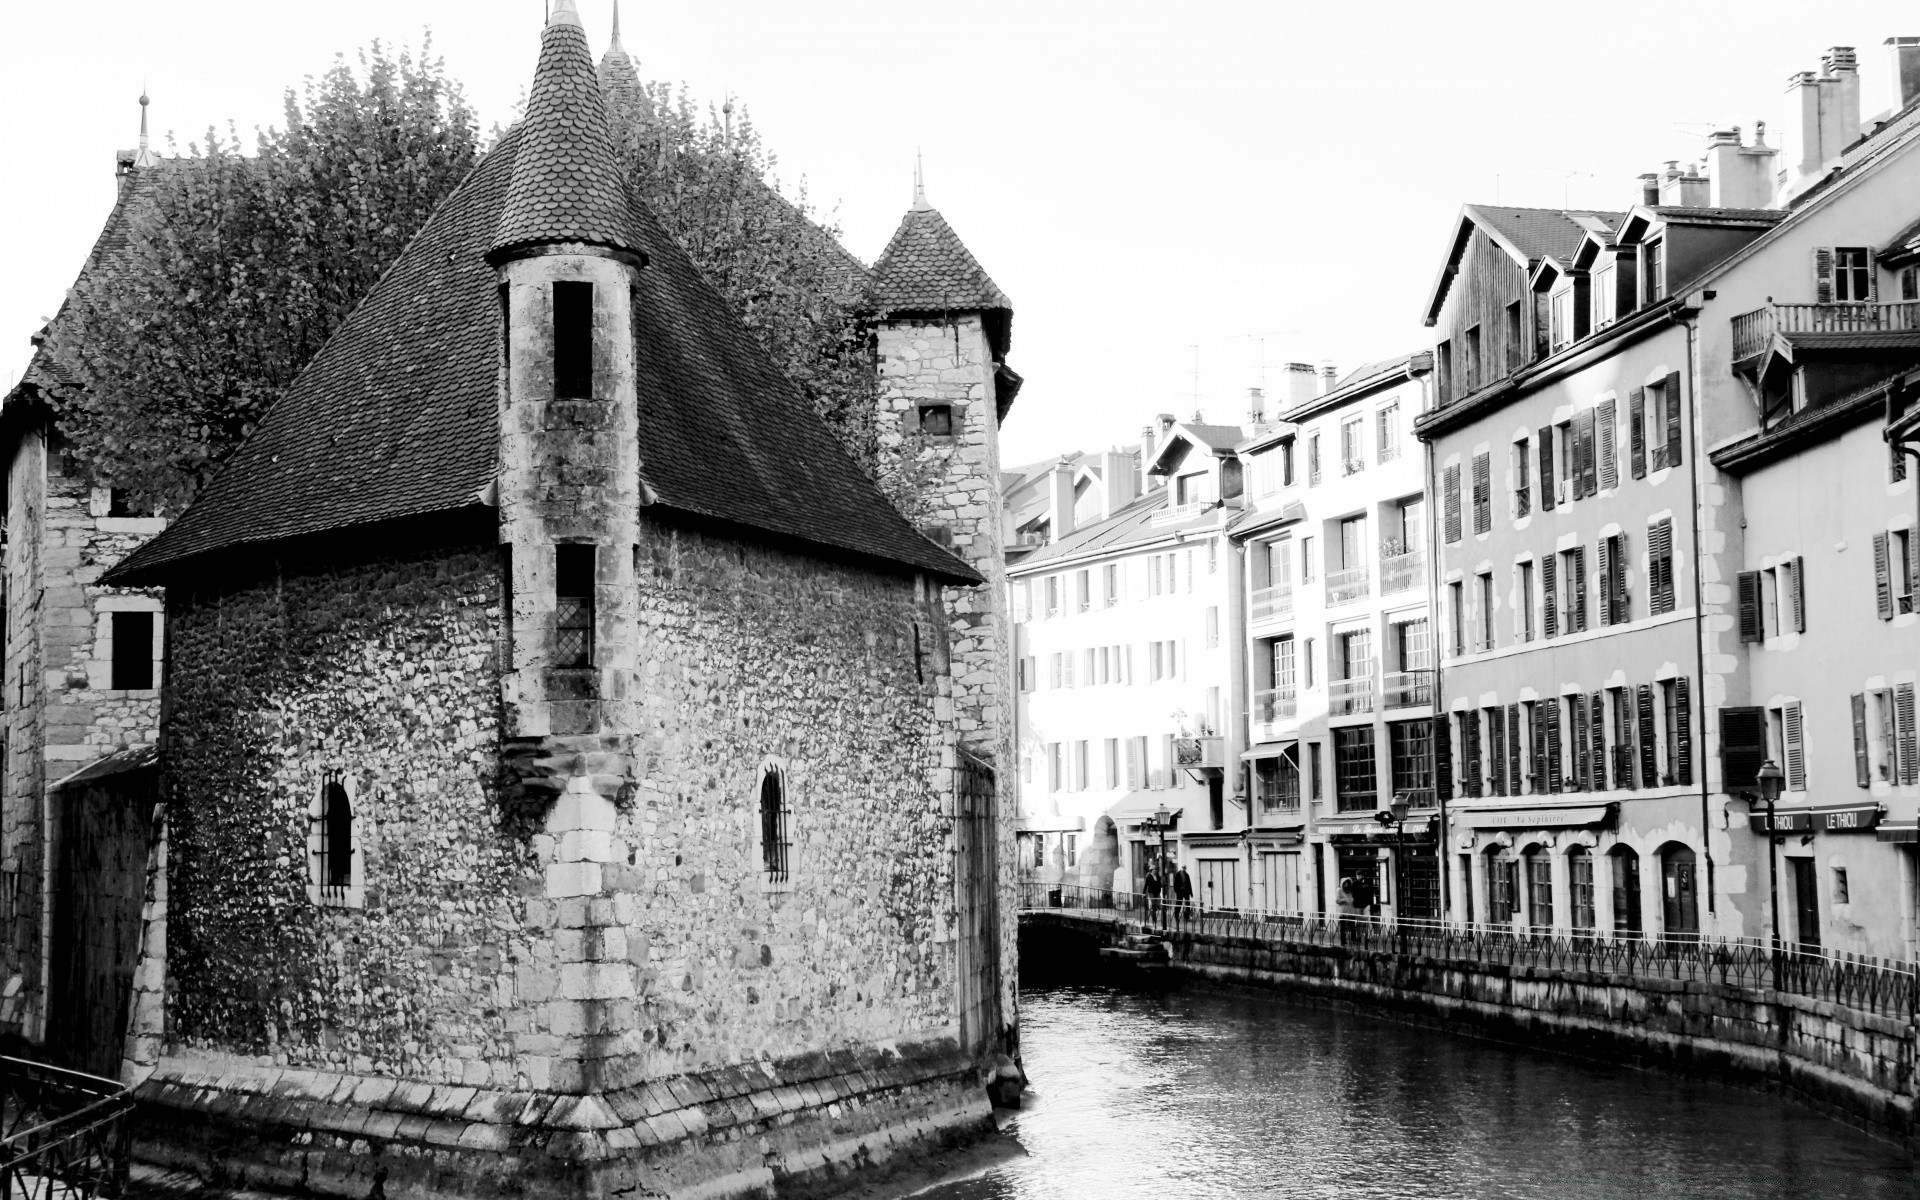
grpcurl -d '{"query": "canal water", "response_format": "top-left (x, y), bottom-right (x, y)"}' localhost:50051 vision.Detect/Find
top-left (910, 984), bottom-right (1918, 1199)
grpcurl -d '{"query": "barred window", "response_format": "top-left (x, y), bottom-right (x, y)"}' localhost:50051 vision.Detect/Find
top-left (555, 544), bottom-right (595, 668)
top-left (759, 767), bottom-right (790, 886)
top-left (320, 778), bottom-right (353, 894)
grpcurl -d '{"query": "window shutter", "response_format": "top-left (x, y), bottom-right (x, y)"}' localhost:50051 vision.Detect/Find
top-left (1789, 556), bottom-right (1806, 632)
top-left (1541, 553), bottom-right (1559, 639)
top-left (1867, 248), bottom-right (1880, 302)
top-left (1629, 389), bottom-right (1647, 479)
top-left (1576, 408), bottom-right (1598, 497)
top-left (1783, 701), bottom-right (1806, 791)
top-left (1590, 689), bottom-right (1607, 792)
top-left (1874, 531), bottom-right (1894, 619)
top-left (1545, 699), bottom-right (1564, 792)
top-left (1813, 246), bottom-right (1834, 304)
top-left (1538, 427), bottom-right (1556, 510)
top-left (1637, 685), bottom-right (1658, 788)
top-left (1490, 710), bottom-right (1508, 796)
top-left (1434, 712), bottom-right (1454, 802)
top-left (1597, 399), bottom-right (1618, 490)
top-left (1719, 707), bottom-right (1767, 791)
top-left (1674, 676), bottom-right (1693, 786)
top-left (1737, 571), bottom-right (1764, 642)
top-left (1472, 453), bottom-right (1491, 535)
top-left (1852, 693), bottom-right (1872, 787)
top-left (1569, 548), bottom-right (1587, 632)
top-left (1570, 694), bottom-right (1589, 790)
top-left (1530, 704), bottom-right (1547, 793)
top-left (1649, 519), bottom-right (1674, 613)
top-left (1507, 705), bottom-right (1522, 796)
top-left (1464, 714), bottom-right (1483, 799)
top-left (1663, 372), bottom-right (1684, 469)
top-left (1898, 683), bottom-right (1919, 786)
top-left (1444, 464), bottom-right (1462, 543)
top-left (1064, 653), bottom-right (1075, 687)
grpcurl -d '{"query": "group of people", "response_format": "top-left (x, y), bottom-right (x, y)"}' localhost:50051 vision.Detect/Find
top-left (1140, 864), bottom-right (1191, 920)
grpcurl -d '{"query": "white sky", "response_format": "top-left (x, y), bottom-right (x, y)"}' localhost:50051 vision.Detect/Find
top-left (3, 1), bottom-right (1916, 467)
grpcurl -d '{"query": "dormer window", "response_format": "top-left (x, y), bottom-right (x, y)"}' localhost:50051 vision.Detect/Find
top-left (1592, 261), bottom-right (1617, 330)
top-left (1643, 240), bottom-right (1665, 303)
top-left (918, 404), bottom-right (954, 436)
top-left (553, 280), bottom-right (594, 399)
top-left (1176, 471), bottom-right (1210, 507)
top-left (1549, 288), bottom-right (1575, 352)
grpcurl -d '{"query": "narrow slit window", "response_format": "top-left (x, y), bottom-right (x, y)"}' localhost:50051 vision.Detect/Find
top-left (552, 280), bottom-right (594, 399)
top-left (760, 768), bottom-right (791, 885)
top-left (555, 544), bottom-right (596, 668)
top-left (111, 610), bottom-right (154, 690)
top-left (319, 777), bottom-right (353, 898)
top-left (919, 404), bottom-right (954, 436)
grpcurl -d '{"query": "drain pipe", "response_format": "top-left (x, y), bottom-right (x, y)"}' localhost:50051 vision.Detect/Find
top-left (1678, 300), bottom-right (1717, 926)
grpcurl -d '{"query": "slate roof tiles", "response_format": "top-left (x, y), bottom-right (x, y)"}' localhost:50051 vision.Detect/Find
top-left (871, 205), bottom-right (1010, 314)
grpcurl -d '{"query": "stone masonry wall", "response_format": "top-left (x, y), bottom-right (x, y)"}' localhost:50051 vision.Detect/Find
top-left (160, 545), bottom-right (524, 1083)
top-left (1, 430), bottom-right (48, 1039)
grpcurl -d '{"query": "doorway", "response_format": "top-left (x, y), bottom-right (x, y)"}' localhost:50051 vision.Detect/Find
top-left (1788, 857), bottom-right (1820, 952)
top-left (1659, 844), bottom-right (1699, 939)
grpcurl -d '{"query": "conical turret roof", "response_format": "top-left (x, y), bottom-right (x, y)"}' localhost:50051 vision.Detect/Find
top-left (871, 190), bottom-right (1010, 314)
top-left (489, 0), bottom-right (644, 263)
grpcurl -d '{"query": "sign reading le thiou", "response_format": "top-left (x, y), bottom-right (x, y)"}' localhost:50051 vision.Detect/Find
top-left (1747, 804), bottom-right (1882, 834)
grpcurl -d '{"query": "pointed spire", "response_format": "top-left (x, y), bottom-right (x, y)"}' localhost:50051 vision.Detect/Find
top-left (609, 0), bottom-right (623, 50)
top-left (912, 151), bottom-right (930, 212)
top-left (597, 0), bottom-right (644, 120)
top-left (490, 0), bottom-right (645, 264)
top-left (133, 89), bottom-right (156, 168)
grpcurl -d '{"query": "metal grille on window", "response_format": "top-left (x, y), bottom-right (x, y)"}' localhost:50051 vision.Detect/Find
top-left (555, 544), bottom-right (595, 668)
top-left (760, 770), bottom-right (790, 885)
top-left (318, 776), bottom-right (352, 901)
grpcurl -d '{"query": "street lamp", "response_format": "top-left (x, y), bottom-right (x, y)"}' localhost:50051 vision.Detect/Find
top-left (1752, 759), bottom-right (1786, 960)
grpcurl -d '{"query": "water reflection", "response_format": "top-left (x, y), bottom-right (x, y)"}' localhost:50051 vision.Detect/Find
top-left (913, 985), bottom-right (1917, 1200)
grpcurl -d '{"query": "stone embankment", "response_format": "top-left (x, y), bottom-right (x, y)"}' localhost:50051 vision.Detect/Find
top-left (1022, 909), bottom-right (1919, 1152)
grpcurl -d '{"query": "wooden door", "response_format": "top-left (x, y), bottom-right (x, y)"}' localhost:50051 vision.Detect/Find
top-left (48, 769), bottom-right (156, 1078)
top-left (1789, 857), bottom-right (1821, 952)
top-left (953, 751), bottom-right (1002, 1056)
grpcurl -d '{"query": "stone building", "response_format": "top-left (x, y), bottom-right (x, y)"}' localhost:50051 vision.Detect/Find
top-left (0, 3), bottom-right (1024, 1194)
top-left (1233, 355), bottom-right (1436, 921)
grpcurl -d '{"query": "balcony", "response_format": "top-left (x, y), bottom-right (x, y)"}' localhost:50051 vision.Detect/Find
top-left (1383, 669), bottom-right (1433, 709)
top-left (1379, 550), bottom-right (1424, 596)
top-left (1174, 736), bottom-right (1226, 772)
top-left (1326, 566), bottom-right (1369, 607)
top-left (1251, 584), bottom-right (1293, 624)
top-left (1330, 672), bottom-right (1376, 717)
top-left (1732, 301), bottom-right (1920, 363)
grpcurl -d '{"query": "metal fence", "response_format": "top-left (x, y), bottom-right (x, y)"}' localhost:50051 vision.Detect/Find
top-left (0, 1057), bottom-right (133, 1199)
top-left (1021, 883), bottom-right (1920, 1019)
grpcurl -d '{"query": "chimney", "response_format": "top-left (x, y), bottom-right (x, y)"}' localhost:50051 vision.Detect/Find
top-left (1638, 173), bottom-right (1660, 206)
top-left (1657, 159), bottom-right (1709, 207)
top-left (1706, 126), bottom-right (1777, 209)
top-left (1784, 69), bottom-right (1827, 181)
top-left (1140, 426), bottom-right (1160, 489)
top-left (1047, 456), bottom-right (1076, 543)
top-left (1887, 37), bottom-right (1920, 111)
top-left (1282, 362), bottom-right (1317, 409)
top-left (1101, 448), bottom-right (1138, 518)
top-left (1319, 363), bottom-right (1339, 395)
top-left (1247, 386), bottom-right (1266, 427)
top-left (1823, 47), bottom-right (1861, 151)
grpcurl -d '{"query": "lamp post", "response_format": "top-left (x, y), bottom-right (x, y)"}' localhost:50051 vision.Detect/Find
top-left (1375, 794), bottom-right (1412, 940)
top-left (1753, 759), bottom-right (1785, 967)
top-left (1151, 804), bottom-right (1172, 924)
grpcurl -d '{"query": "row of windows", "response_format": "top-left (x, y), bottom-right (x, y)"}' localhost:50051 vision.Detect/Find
top-left (1444, 521), bottom-right (1676, 657)
top-left (1253, 619), bottom-right (1431, 698)
top-left (1033, 735), bottom-right (1204, 794)
top-left (1721, 686), bottom-right (1920, 794)
top-left (1248, 499), bottom-right (1426, 593)
top-left (1441, 376), bottom-right (1683, 544)
top-left (1016, 628), bottom-right (1220, 693)
top-left (1250, 403), bottom-right (1407, 497)
top-left (1446, 677), bottom-right (1693, 801)
top-left (1014, 543), bottom-right (1218, 622)
top-left (1469, 842), bottom-right (1700, 939)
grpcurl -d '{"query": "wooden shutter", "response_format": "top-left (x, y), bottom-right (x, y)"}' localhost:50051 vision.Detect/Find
top-left (1541, 553), bottom-right (1558, 638)
top-left (1597, 536), bottom-right (1612, 631)
top-left (1589, 689), bottom-right (1607, 792)
top-left (1663, 372), bottom-right (1684, 469)
top-left (1545, 698), bottom-right (1563, 791)
top-left (1737, 571), bottom-right (1764, 642)
top-left (1649, 519), bottom-right (1674, 613)
top-left (1789, 556), bottom-right (1806, 632)
top-left (1538, 427), bottom-right (1555, 510)
top-left (1576, 408), bottom-right (1598, 497)
top-left (1472, 453), bottom-right (1491, 535)
top-left (1530, 704), bottom-right (1547, 794)
top-left (1444, 464), bottom-right (1462, 543)
top-left (1570, 694), bottom-right (1589, 790)
top-left (1637, 684), bottom-right (1658, 788)
top-left (1674, 676), bottom-right (1693, 786)
top-left (1597, 399), bottom-right (1618, 490)
top-left (1489, 710), bottom-right (1508, 796)
top-left (1464, 714), bottom-right (1483, 798)
top-left (1507, 704), bottom-right (1523, 795)
top-left (1783, 701), bottom-right (1806, 791)
top-left (1433, 713), bottom-right (1453, 802)
top-left (1628, 388), bottom-right (1647, 479)
top-left (1852, 693), bottom-right (1872, 787)
top-left (1898, 683), bottom-right (1919, 786)
top-left (1813, 246), bottom-right (1835, 304)
top-left (1874, 531), bottom-right (1894, 619)
top-left (1719, 706), bottom-right (1766, 791)
top-left (1615, 692), bottom-right (1636, 790)
top-left (1569, 547), bottom-right (1587, 632)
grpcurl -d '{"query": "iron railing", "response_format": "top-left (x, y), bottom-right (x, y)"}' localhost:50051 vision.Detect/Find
top-left (1173, 737), bottom-right (1225, 771)
top-left (1251, 585), bottom-right (1293, 624)
top-left (1326, 567), bottom-right (1369, 607)
top-left (1329, 673), bottom-right (1375, 716)
top-left (1732, 300), bottom-right (1920, 361)
top-left (1018, 884), bottom-right (1920, 1020)
top-left (1382, 669), bottom-right (1432, 709)
top-left (1379, 550), bottom-right (1424, 595)
top-left (0, 1058), bottom-right (133, 1199)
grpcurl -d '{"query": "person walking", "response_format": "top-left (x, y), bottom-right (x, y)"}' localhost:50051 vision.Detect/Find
top-left (1172, 865), bottom-right (1194, 924)
top-left (1350, 868), bottom-right (1379, 940)
top-left (1143, 868), bottom-right (1163, 922)
top-left (1335, 875), bottom-right (1356, 942)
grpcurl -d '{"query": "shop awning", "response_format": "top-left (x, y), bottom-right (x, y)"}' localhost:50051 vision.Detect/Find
top-left (1457, 803), bottom-right (1615, 831)
top-left (1875, 821), bottom-right (1917, 844)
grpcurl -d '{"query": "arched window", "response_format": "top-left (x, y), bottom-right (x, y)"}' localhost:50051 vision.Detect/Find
top-left (759, 767), bottom-right (790, 886)
top-left (1484, 845), bottom-right (1517, 923)
top-left (1567, 846), bottom-right (1595, 934)
top-left (1609, 846), bottom-right (1642, 937)
top-left (1522, 844), bottom-right (1553, 931)
top-left (1658, 843), bottom-right (1699, 939)
top-left (321, 779), bottom-right (353, 895)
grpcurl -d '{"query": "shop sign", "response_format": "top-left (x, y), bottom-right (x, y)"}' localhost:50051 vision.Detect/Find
top-left (1748, 805), bottom-right (1881, 835)
top-left (1460, 804), bottom-right (1613, 830)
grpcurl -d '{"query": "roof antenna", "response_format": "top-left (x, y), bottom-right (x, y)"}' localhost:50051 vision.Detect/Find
top-left (912, 150), bottom-right (930, 211)
top-left (134, 87), bottom-right (155, 168)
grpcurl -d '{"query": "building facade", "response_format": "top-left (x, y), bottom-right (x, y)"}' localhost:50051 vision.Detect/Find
top-left (1234, 355), bottom-right (1437, 921)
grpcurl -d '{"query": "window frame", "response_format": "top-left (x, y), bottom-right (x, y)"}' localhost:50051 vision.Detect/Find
top-left (307, 772), bottom-right (366, 909)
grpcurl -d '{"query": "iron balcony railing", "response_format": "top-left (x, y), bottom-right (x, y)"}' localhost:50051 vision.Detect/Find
top-left (1731, 300), bottom-right (1920, 361)
top-left (1329, 671), bottom-right (1376, 716)
top-left (1382, 669), bottom-right (1433, 709)
top-left (1017, 885), bottom-right (1920, 1019)
top-left (1251, 584), bottom-right (1293, 623)
top-left (1253, 687), bottom-right (1297, 742)
top-left (0, 1057), bottom-right (133, 1199)
top-left (1379, 550), bottom-right (1424, 595)
top-left (1173, 736), bottom-right (1225, 771)
top-left (1326, 566), bottom-right (1369, 607)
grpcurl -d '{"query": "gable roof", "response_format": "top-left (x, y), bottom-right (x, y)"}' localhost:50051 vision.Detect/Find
top-left (1424, 205), bottom-right (1623, 325)
top-left (871, 203), bottom-right (1011, 315)
top-left (109, 56), bottom-right (976, 588)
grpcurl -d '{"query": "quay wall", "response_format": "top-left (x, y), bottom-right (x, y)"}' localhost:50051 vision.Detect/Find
top-left (1022, 912), bottom-right (1918, 1152)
